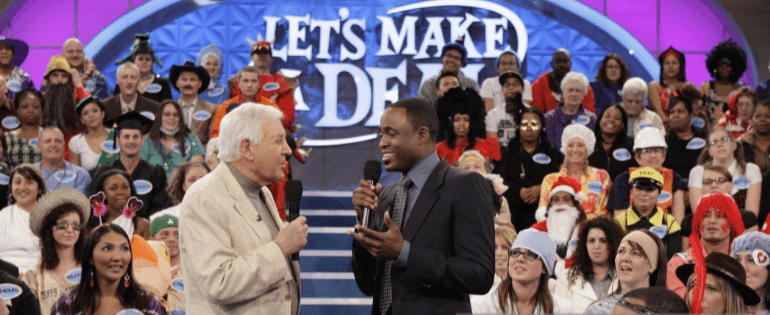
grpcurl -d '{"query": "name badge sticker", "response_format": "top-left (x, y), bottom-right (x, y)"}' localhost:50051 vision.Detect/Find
top-left (193, 111), bottom-right (211, 121)
top-left (133, 180), bottom-right (153, 195)
top-left (1, 116), bottom-right (20, 129)
top-left (140, 111), bottom-right (155, 121)
top-left (650, 225), bottom-right (667, 239)
top-left (6, 80), bottom-right (22, 92)
top-left (573, 115), bottom-right (590, 125)
top-left (145, 83), bottom-right (162, 93)
top-left (692, 117), bottom-right (705, 129)
top-left (172, 143), bottom-right (191, 154)
top-left (0, 283), bottom-right (22, 299)
top-left (587, 181), bottom-right (603, 193)
top-left (734, 176), bottom-right (750, 189)
top-left (612, 148), bottom-right (632, 161)
top-left (532, 153), bottom-right (551, 164)
top-left (54, 170), bottom-right (77, 183)
top-left (116, 310), bottom-right (143, 315)
top-left (658, 191), bottom-right (672, 203)
top-left (65, 269), bottom-right (81, 284)
top-left (29, 138), bottom-right (38, 148)
top-left (85, 80), bottom-right (96, 92)
top-left (570, 238), bottom-right (578, 250)
top-left (102, 140), bottom-right (120, 154)
top-left (172, 278), bottom-right (184, 292)
top-left (0, 174), bottom-right (9, 185)
top-left (263, 82), bottom-right (280, 91)
top-left (638, 123), bottom-right (652, 130)
top-left (686, 138), bottom-right (706, 150)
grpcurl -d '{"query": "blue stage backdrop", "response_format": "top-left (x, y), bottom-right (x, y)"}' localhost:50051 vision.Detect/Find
top-left (91, 0), bottom-right (662, 190)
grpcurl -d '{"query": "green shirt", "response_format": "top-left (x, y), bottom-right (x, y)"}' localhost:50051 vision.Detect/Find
top-left (140, 134), bottom-right (205, 178)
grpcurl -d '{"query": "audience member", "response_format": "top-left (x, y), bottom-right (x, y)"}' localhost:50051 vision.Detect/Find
top-left (140, 100), bottom-right (205, 179)
top-left (485, 71), bottom-right (527, 149)
top-left (417, 37), bottom-right (480, 105)
top-left (150, 161), bottom-right (210, 222)
top-left (544, 71), bottom-right (597, 147)
top-left (456, 150), bottom-right (512, 227)
top-left (69, 96), bottom-right (110, 171)
top-left (50, 224), bottom-right (164, 314)
top-left (621, 78), bottom-right (664, 137)
top-left (741, 100), bottom-right (770, 173)
top-left (205, 137), bottom-right (219, 170)
top-left (244, 37), bottom-right (296, 133)
top-left (608, 128), bottom-right (686, 220)
top-left (113, 34), bottom-right (172, 103)
top-left (716, 86), bottom-right (757, 138)
top-left (667, 193), bottom-right (744, 297)
top-left (494, 107), bottom-right (562, 231)
top-left (614, 167), bottom-right (682, 260)
top-left (590, 53), bottom-right (630, 114)
top-left (648, 46), bottom-right (689, 122)
top-left (0, 138), bottom-right (9, 207)
top-left (435, 87), bottom-right (500, 165)
top-left (149, 215), bottom-right (184, 314)
top-left (531, 176), bottom-right (586, 276)
top-left (701, 40), bottom-right (748, 122)
top-left (611, 287), bottom-right (689, 314)
top-left (209, 66), bottom-right (278, 138)
top-left (554, 217), bottom-right (625, 312)
top-left (41, 55), bottom-right (90, 155)
top-left (435, 72), bottom-right (459, 100)
top-left (583, 230), bottom-right (667, 314)
top-left (59, 38), bottom-right (110, 98)
top-left (689, 127), bottom-right (761, 215)
top-left (678, 251), bottom-right (758, 313)
top-left (588, 104), bottom-right (637, 180)
top-left (691, 165), bottom-right (759, 235)
top-left (470, 225), bottom-right (517, 313)
top-left (480, 51), bottom-right (532, 111)
top-left (34, 127), bottom-right (91, 194)
top-left (0, 74), bottom-right (14, 130)
top-left (474, 229), bottom-right (576, 313)
top-left (22, 189), bottom-right (89, 313)
top-left (0, 164), bottom-right (46, 274)
top-left (663, 90), bottom-right (709, 179)
top-left (531, 49), bottom-right (595, 113)
top-left (434, 73), bottom-right (460, 142)
top-left (87, 169), bottom-right (151, 238)
top-left (5, 88), bottom-right (43, 168)
top-left (538, 124), bottom-right (610, 219)
top-left (169, 61), bottom-right (215, 146)
top-left (759, 60), bottom-right (770, 102)
top-left (102, 62), bottom-right (160, 123)
top-left (196, 44), bottom-right (230, 105)
top-left (0, 269), bottom-right (41, 315)
top-left (0, 37), bottom-right (34, 100)
top-left (91, 111), bottom-right (171, 218)
top-left (731, 231), bottom-right (770, 315)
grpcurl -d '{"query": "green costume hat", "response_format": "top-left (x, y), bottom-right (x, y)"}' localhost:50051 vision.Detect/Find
top-left (114, 33), bottom-right (163, 67)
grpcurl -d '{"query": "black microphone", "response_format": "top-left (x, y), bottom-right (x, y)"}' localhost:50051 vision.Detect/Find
top-left (361, 160), bottom-right (382, 229)
top-left (285, 179), bottom-right (303, 261)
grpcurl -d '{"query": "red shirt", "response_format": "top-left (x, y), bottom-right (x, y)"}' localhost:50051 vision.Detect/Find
top-left (436, 137), bottom-right (501, 166)
top-left (530, 71), bottom-right (596, 113)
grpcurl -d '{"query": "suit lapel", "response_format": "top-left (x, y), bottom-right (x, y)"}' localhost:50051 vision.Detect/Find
top-left (218, 166), bottom-right (271, 244)
top-left (401, 161), bottom-right (448, 241)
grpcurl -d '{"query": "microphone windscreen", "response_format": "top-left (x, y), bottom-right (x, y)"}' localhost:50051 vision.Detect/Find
top-left (364, 160), bottom-right (382, 182)
top-left (285, 180), bottom-right (303, 202)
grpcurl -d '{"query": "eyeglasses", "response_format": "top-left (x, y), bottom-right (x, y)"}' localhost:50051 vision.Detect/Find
top-left (616, 298), bottom-right (658, 315)
top-left (519, 120), bottom-right (540, 131)
top-left (703, 177), bottom-right (730, 185)
top-left (55, 223), bottom-right (82, 231)
top-left (499, 61), bottom-right (518, 67)
top-left (709, 136), bottom-right (733, 146)
top-left (640, 148), bottom-right (665, 154)
top-left (509, 248), bottom-right (540, 261)
top-left (444, 53), bottom-right (462, 61)
top-left (606, 64), bottom-right (621, 70)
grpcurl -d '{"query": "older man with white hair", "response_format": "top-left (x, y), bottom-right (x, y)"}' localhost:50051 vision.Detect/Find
top-left (621, 77), bottom-right (664, 137)
top-left (180, 102), bottom-right (306, 315)
top-left (102, 62), bottom-right (159, 122)
top-left (544, 71), bottom-right (597, 148)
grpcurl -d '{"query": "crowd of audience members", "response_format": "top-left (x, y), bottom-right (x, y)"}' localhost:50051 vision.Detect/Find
top-left (1, 30), bottom-right (770, 314)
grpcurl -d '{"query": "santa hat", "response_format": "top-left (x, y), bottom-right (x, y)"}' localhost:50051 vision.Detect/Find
top-left (535, 176), bottom-right (585, 222)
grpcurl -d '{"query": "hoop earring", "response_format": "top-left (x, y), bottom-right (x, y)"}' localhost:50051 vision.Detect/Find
top-left (124, 274), bottom-right (130, 288)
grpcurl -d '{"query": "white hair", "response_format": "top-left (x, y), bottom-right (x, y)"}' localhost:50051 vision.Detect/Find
top-left (117, 62), bottom-right (140, 78)
top-left (560, 71), bottom-right (589, 94)
top-left (218, 102), bottom-right (284, 163)
top-left (622, 77), bottom-right (648, 98)
top-left (62, 38), bottom-right (82, 51)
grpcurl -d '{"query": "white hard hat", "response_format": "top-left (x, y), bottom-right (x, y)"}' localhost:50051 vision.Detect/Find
top-left (633, 127), bottom-right (667, 150)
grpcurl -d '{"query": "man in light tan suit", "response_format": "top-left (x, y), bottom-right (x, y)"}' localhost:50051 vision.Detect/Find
top-left (180, 102), bottom-right (307, 314)
top-left (169, 60), bottom-right (218, 146)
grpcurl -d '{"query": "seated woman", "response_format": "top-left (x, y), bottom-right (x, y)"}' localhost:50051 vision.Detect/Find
top-left (544, 72), bottom-right (597, 148)
top-left (583, 230), bottom-right (667, 314)
top-left (50, 224), bottom-right (165, 314)
top-left (470, 225), bottom-right (517, 313)
top-left (436, 87), bottom-right (500, 165)
top-left (473, 229), bottom-right (575, 314)
top-left (716, 86), bottom-right (758, 139)
top-left (141, 100), bottom-right (205, 179)
top-left (554, 217), bottom-right (625, 313)
top-left (87, 169), bottom-right (150, 238)
top-left (731, 232), bottom-right (770, 315)
top-left (589, 54), bottom-right (630, 114)
top-left (648, 47), bottom-right (690, 123)
top-left (22, 188), bottom-right (89, 313)
top-left (663, 89), bottom-right (709, 180)
top-left (0, 164), bottom-right (46, 274)
top-left (150, 161), bottom-right (210, 222)
top-left (701, 40), bottom-right (748, 122)
top-left (494, 107), bottom-right (562, 231)
top-left (5, 88), bottom-right (43, 168)
top-left (588, 104), bottom-right (637, 180)
top-left (678, 251), bottom-right (759, 314)
top-left (69, 96), bottom-right (110, 171)
top-left (741, 100), bottom-right (770, 172)
top-left (689, 127), bottom-right (761, 215)
top-left (538, 124), bottom-right (611, 218)
top-left (456, 150), bottom-right (511, 228)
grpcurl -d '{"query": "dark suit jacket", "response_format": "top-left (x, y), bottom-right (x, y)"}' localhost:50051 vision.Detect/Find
top-left (103, 94), bottom-right (160, 123)
top-left (352, 160), bottom-right (495, 315)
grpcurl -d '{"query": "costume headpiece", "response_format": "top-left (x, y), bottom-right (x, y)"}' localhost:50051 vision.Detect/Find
top-left (511, 229), bottom-right (557, 276)
top-left (123, 197), bottom-right (143, 219)
top-left (247, 35), bottom-right (272, 54)
top-left (89, 191), bottom-right (107, 225)
top-left (196, 44), bottom-right (224, 79)
top-left (560, 124), bottom-right (596, 156)
top-left (676, 252), bottom-right (760, 313)
top-left (30, 188), bottom-right (91, 236)
top-left (0, 37), bottom-right (29, 66)
top-left (44, 55), bottom-right (71, 79)
top-left (547, 175), bottom-right (585, 201)
top-left (658, 46), bottom-right (684, 63)
top-left (114, 33), bottom-right (163, 67)
top-left (169, 60), bottom-right (211, 94)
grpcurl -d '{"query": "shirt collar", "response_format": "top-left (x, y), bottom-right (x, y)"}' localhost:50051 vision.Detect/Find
top-left (226, 163), bottom-right (263, 192)
top-left (405, 152), bottom-right (440, 191)
top-left (120, 94), bottom-right (138, 110)
top-left (179, 98), bottom-right (198, 108)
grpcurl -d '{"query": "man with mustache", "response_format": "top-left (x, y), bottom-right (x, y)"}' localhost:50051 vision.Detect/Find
top-left (102, 62), bottom-right (160, 123)
top-left (34, 127), bottom-right (91, 194)
top-left (531, 48), bottom-right (595, 113)
top-left (485, 71), bottom-right (527, 149)
top-left (169, 61), bottom-right (215, 146)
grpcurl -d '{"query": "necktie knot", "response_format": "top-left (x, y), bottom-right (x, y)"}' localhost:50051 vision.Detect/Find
top-left (399, 175), bottom-right (411, 189)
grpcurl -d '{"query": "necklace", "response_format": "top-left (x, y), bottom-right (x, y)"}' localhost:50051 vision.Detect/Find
top-left (141, 73), bottom-right (154, 81)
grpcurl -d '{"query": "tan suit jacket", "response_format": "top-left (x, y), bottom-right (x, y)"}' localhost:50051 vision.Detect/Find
top-left (181, 99), bottom-right (217, 146)
top-left (180, 164), bottom-right (300, 315)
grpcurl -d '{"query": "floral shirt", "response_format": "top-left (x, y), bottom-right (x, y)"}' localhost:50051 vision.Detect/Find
top-left (50, 290), bottom-right (166, 315)
top-left (5, 66), bottom-right (34, 100)
top-left (538, 168), bottom-right (611, 218)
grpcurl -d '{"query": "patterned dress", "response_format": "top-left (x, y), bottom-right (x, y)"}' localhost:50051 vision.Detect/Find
top-left (4, 128), bottom-right (41, 168)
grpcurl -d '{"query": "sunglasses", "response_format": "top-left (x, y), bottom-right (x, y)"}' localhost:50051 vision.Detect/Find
top-left (718, 60), bottom-right (732, 67)
top-left (55, 223), bottom-right (82, 231)
top-left (709, 136), bottom-right (732, 146)
top-left (509, 248), bottom-right (540, 261)
top-left (617, 298), bottom-right (658, 315)
top-left (703, 177), bottom-right (730, 185)
top-left (519, 119), bottom-right (540, 131)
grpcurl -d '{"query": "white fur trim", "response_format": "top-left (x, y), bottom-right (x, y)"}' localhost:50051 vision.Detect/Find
top-left (548, 185), bottom-right (577, 199)
top-left (535, 206), bottom-right (547, 222)
top-left (574, 191), bottom-right (587, 202)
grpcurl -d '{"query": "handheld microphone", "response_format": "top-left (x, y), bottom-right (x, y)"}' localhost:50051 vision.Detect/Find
top-left (361, 160), bottom-right (382, 229)
top-left (285, 180), bottom-right (303, 261)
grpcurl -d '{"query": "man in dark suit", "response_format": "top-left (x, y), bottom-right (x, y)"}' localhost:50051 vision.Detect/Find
top-left (348, 98), bottom-right (495, 314)
top-left (102, 62), bottom-right (159, 122)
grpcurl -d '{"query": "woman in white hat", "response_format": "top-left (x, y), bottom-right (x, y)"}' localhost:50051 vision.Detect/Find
top-left (731, 231), bottom-right (770, 315)
top-left (21, 188), bottom-right (90, 313)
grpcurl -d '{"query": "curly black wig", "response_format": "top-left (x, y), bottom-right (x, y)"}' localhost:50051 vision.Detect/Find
top-left (705, 40), bottom-right (747, 83)
top-left (438, 87), bottom-right (487, 150)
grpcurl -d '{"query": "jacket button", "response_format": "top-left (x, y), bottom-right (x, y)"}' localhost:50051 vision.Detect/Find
top-left (285, 294), bottom-right (292, 300)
